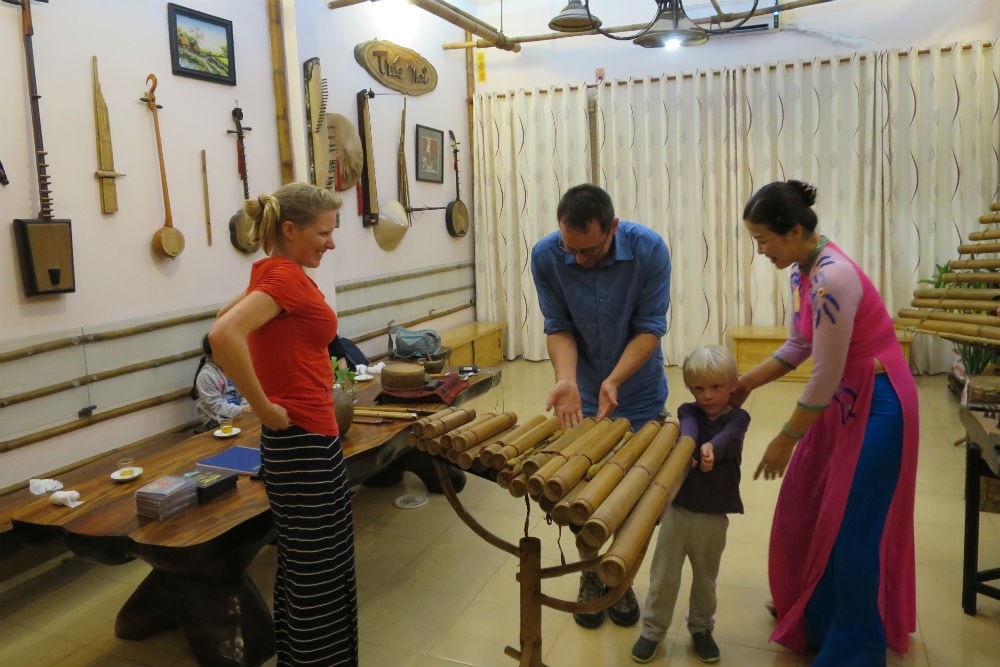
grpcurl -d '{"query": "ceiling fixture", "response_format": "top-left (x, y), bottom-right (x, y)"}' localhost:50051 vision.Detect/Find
top-left (548, 0), bottom-right (761, 48)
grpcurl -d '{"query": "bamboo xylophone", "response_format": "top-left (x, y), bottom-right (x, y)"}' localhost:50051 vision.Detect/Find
top-left (895, 193), bottom-right (1000, 348)
top-left (406, 406), bottom-right (695, 588)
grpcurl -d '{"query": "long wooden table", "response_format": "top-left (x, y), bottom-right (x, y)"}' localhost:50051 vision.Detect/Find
top-left (9, 369), bottom-right (500, 667)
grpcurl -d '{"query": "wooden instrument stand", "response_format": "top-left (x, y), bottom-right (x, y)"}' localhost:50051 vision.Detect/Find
top-left (432, 461), bottom-right (642, 667)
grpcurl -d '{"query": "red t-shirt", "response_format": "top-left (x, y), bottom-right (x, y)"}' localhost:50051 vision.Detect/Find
top-left (247, 257), bottom-right (338, 436)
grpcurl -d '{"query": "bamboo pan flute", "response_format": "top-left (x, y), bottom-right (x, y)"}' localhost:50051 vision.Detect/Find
top-left (406, 411), bottom-right (692, 588)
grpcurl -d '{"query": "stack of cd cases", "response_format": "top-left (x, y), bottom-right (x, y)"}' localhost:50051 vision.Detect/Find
top-left (134, 475), bottom-right (198, 520)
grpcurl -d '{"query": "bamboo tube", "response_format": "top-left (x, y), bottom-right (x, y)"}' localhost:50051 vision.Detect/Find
top-left (538, 494), bottom-right (557, 514)
top-left (447, 411), bottom-right (518, 451)
top-left (970, 230), bottom-right (1000, 241)
top-left (587, 431), bottom-right (632, 480)
top-left (527, 419), bottom-right (618, 498)
top-left (894, 317), bottom-right (1000, 342)
top-left (440, 412), bottom-right (495, 448)
top-left (599, 435), bottom-right (696, 587)
top-left (418, 407), bottom-right (476, 437)
top-left (897, 309), bottom-right (1000, 327)
top-left (912, 298), bottom-right (999, 312)
top-left (425, 436), bottom-right (446, 456)
top-left (580, 421), bottom-right (681, 549)
top-left (415, 437), bottom-right (430, 452)
top-left (950, 259), bottom-right (1000, 270)
top-left (543, 419), bottom-right (631, 501)
top-left (496, 467), bottom-right (516, 489)
top-left (551, 477), bottom-right (589, 525)
top-left (406, 432), bottom-right (420, 448)
top-left (353, 408), bottom-right (418, 420)
top-left (493, 416), bottom-right (562, 469)
top-left (508, 472), bottom-right (530, 497)
top-left (980, 212), bottom-right (1000, 224)
top-left (569, 421), bottom-right (665, 526)
top-left (458, 425), bottom-right (519, 469)
top-left (913, 287), bottom-right (1000, 300)
top-left (522, 419), bottom-right (595, 477)
top-left (958, 242), bottom-right (1000, 255)
top-left (445, 446), bottom-right (461, 464)
top-left (480, 414), bottom-right (547, 467)
top-left (943, 272), bottom-right (1000, 284)
top-left (993, 203), bottom-right (1000, 212)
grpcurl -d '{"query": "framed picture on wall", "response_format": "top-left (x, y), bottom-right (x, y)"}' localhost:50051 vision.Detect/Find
top-left (167, 3), bottom-right (236, 85)
top-left (415, 124), bottom-right (444, 183)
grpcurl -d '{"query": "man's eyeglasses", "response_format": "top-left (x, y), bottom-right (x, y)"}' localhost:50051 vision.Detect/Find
top-left (558, 233), bottom-right (610, 258)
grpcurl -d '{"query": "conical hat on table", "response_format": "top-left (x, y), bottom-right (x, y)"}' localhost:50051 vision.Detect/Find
top-left (374, 200), bottom-right (409, 251)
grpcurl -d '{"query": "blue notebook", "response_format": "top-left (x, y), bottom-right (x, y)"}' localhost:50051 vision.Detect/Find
top-left (196, 445), bottom-right (261, 476)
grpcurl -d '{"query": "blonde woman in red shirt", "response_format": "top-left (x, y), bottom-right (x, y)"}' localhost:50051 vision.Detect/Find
top-left (210, 183), bottom-right (356, 667)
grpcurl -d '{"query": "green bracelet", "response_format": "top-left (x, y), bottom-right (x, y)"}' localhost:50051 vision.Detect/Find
top-left (781, 422), bottom-right (805, 440)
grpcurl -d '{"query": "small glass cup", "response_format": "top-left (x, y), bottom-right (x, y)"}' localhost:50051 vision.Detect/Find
top-left (116, 457), bottom-right (134, 472)
top-left (219, 418), bottom-right (234, 434)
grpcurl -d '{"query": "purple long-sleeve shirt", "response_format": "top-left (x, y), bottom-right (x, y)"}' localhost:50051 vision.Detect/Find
top-left (671, 402), bottom-right (749, 514)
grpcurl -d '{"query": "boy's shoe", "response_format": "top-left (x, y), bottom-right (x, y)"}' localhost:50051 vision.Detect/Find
top-left (692, 630), bottom-right (720, 663)
top-left (631, 636), bottom-right (659, 663)
top-left (608, 585), bottom-right (640, 626)
top-left (573, 571), bottom-right (605, 628)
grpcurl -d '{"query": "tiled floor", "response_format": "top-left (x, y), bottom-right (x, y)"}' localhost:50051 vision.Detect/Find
top-left (2, 359), bottom-right (999, 667)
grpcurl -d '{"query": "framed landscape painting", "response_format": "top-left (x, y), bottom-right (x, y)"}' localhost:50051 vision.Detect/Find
top-left (168, 4), bottom-right (236, 85)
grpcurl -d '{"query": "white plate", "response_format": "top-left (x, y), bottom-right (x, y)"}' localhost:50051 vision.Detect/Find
top-left (213, 427), bottom-right (242, 438)
top-left (393, 493), bottom-right (429, 510)
top-left (353, 374), bottom-right (374, 382)
top-left (111, 466), bottom-right (144, 482)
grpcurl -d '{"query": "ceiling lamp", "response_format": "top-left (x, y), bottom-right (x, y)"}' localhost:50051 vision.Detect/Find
top-left (549, 0), bottom-right (760, 48)
top-left (548, 0), bottom-right (602, 33)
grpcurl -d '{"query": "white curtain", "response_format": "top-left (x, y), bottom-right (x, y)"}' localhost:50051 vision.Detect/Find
top-left (472, 85), bottom-right (592, 361)
top-left (474, 41), bottom-right (1000, 373)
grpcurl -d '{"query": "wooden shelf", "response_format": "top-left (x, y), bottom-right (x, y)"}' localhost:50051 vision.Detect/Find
top-left (728, 325), bottom-right (914, 382)
top-left (441, 321), bottom-right (506, 368)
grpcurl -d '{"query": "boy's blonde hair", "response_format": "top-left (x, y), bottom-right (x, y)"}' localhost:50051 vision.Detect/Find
top-left (682, 345), bottom-right (738, 388)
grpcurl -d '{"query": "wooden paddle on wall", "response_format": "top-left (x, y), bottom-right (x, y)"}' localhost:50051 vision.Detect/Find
top-left (141, 74), bottom-right (184, 258)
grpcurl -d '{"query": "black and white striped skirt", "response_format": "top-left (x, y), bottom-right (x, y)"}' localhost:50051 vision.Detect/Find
top-left (261, 425), bottom-right (358, 667)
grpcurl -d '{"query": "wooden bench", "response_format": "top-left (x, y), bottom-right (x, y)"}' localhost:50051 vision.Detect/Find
top-left (728, 325), bottom-right (915, 381)
top-left (441, 321), bottom-right (506, 368)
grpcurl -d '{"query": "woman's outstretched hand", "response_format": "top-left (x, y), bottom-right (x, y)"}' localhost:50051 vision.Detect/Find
top-left (754, 434), bottom-right (797, 480)
top-left (729, 379), bottom-right (752, 408)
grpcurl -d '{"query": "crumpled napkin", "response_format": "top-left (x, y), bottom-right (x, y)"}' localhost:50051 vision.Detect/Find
top-left (29, 478), bottom-right (63, 495)
top-left (50, 490), bottom-right (84, 508)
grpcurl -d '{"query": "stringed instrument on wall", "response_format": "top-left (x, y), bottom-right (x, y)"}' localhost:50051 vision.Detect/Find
top-left (11, 0), bottom-right (76, 296)
top-left (227, 104), bottom-right (259, 253)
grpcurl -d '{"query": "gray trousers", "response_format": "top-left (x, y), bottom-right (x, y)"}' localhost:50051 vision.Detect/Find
top-left (640, 506), bottom-right (729, 641)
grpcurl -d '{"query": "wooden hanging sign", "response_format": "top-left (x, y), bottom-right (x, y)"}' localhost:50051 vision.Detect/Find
top-left (353, 40), bottom-right (437, 96)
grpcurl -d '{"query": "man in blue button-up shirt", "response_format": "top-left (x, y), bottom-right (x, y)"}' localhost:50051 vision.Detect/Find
top-left (530, 183), bottom-right (671, 629)
top-left (531, 183), bottom-right (671, 428)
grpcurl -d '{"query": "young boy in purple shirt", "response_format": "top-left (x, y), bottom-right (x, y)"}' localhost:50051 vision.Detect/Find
top-left (632, 345), bottom-right (750, 663)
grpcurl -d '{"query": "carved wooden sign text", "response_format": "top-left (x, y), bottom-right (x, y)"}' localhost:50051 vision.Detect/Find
top-left (353, 40), bottom-right (438, 96)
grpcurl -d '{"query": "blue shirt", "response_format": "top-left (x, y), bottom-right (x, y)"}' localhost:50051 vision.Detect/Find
top-left (530, 221), bottom-right (670, 425)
